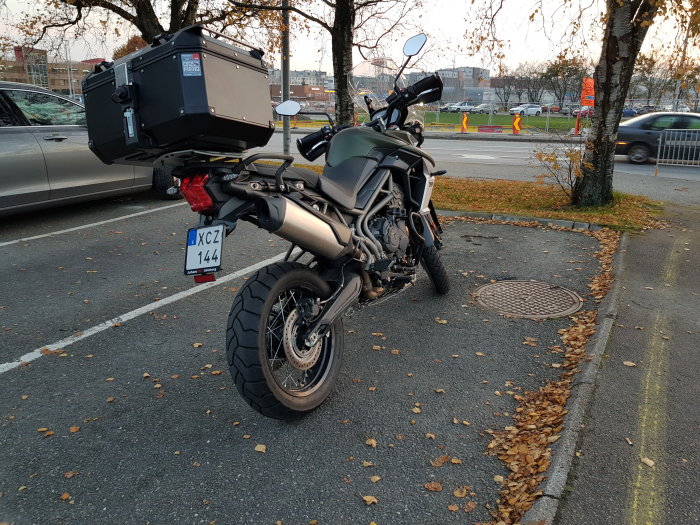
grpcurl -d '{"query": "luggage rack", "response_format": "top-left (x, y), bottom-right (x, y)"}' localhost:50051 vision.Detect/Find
top-left (157, 150), bottom-right (296, 190)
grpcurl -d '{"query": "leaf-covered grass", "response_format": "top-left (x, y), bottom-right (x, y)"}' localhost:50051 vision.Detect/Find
top-left (432, 177), bottom-right (661, 230)
top-left (279, 162), bottom-right (660, 231)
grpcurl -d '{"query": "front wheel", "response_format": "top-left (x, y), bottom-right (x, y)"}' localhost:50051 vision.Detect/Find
top-left (421, 245), bottom-right (450, 295)
top-left (226, 262), bottom-right (343, 420)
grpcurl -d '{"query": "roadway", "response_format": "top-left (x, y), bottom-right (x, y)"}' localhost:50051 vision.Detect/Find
top-left (260, 133), bottom-right (700, 206)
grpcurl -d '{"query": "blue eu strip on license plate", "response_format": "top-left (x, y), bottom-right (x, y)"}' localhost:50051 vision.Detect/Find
top-left (184, 225), bottom-right (225, 275)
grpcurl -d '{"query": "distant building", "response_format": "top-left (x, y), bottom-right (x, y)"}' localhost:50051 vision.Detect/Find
top-left (0, 46), bottom-right (104, 95)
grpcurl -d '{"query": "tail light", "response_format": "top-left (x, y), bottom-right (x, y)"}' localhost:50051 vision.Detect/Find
top-left (180, 174), bottom-right (215, 213)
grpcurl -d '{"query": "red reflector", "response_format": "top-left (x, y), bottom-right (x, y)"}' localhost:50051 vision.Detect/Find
top-left (194, 274), bottom-right (216, 283)
top-left (180, 174), bottom-right (215, 213)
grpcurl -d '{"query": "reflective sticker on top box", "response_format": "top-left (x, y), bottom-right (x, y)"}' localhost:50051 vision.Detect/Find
top-left (181, 53), bottom-right (202, 77)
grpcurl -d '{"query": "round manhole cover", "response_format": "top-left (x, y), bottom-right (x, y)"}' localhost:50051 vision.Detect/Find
top-left (472, 281), bottom-right (583, 319)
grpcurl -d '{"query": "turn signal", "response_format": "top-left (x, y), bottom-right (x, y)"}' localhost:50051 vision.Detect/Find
top-left (180, 174), bottom-right (215, 213)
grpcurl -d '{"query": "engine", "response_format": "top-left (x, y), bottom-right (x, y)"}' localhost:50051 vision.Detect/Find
top-left (368, 186), bottom-right (410, 259)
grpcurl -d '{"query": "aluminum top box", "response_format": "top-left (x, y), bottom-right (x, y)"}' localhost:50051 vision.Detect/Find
top-left (83, 25), bottom-right (275, 166)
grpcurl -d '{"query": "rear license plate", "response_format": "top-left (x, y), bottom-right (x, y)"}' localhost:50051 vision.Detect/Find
top-left (184, 225), bottom-right (225, 275)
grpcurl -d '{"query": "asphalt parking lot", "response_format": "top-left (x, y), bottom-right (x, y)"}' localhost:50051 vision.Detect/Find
top-left (0, 193), bottom-right (602, 524)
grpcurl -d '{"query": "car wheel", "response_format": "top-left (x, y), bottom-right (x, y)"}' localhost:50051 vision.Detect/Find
top-left (479, 110), bottom-right (484, 114)
top-left (627, 144), bottom-right (651, 164)
top-left (535, 111), bottom-right (541, 116)
top-left (153, 167), bottom-right (182, 200)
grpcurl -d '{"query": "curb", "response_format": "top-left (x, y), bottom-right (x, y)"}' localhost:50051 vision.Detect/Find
top-left (435, 210), bottom-right (603, 231)
top-left (275, 128), bottom-right (585, 144)
top-left (521, 233), bottom-right (629, 525)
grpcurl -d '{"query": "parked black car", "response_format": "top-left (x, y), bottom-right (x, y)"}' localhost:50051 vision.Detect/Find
top-left (0, 81), bottom-right (179, 216)
top-left (615, 112), bottom-right (700, 163)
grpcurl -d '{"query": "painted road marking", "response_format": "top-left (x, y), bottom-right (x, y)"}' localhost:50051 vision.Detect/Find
top-left (0, 251), bottom-right (290, 374)
top-left (627, 236), bottom-right (683, 525)
top-left (0, 202), bottom-right (186, 247)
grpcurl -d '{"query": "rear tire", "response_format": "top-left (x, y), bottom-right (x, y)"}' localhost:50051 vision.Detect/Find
top-left (153, 167), bottom-right (182, 200)
top-left (628, 144), bottom-right (650, 164)
top-left (421, 245), bottom-right (450, 295)
top-left (226, 262), bottom-right (343, 420)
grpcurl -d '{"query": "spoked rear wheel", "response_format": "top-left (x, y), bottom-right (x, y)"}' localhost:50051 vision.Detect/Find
top-left (226, 262), bottom-right (343, 420)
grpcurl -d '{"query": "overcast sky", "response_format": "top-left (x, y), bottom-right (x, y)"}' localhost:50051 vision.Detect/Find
top-left (1, 0), bottom-right (693, 73)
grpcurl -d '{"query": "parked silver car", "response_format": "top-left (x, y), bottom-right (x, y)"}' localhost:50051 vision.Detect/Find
top-left (0, 81), bottom-right (179, 216)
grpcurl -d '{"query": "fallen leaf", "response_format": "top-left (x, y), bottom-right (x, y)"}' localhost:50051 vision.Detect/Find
top-left (371, 332), bottom-right (384, 337)
top-left (192, 343), bottom-right (203, 348)
top-left (142, 373), bottom-right (151, 379)
top-left (362, 495), bottom-right (378, 505)
top-left (425, 433), bottom-right (436, 440)
top-left (63, 470), bottom-right (79, 479)
top-left (641, 457), bottom-right (655, 467)
top-left (370, 475), bottom-right (381, 483)
top-left (106, 397), bottom-right (115, 403)
top-left (453, 486), bottom-right (469, 498)
top-left (434, 388), bottom-right (445, 394)
top-left (69, 426), bottom-right (80, 433)
top-left (371, 345), bottom-right (382, 351)
top-left (625, 437), bottom-right (633, 446)
top-left (210, 370), bottom-right (223, 375)
top-left (254, 444), bottom-right (267, 453)
top-left (390, 349), bottom-right (400, 355)
top-left (365, 438), bottom-right (377, 448)
top-left (424, 481), bottom-right (443, 492)
top-left (448, 504), bottom-right (460, 512)
top-left (435, 318), bottom-right (448, 324)
top-left (368, 386), bottom-right (377, 392)
top-left (362, 461), bottom-right (374, 467)
top-left (40, 348), bottom-right (63, 356)
top-left (44, 431), bottom-right (55, 437)
top-left (60, 492), bottom-right (71, 501)
top-left (464, 501), bottom-right (477, 512)
top-left (192, 462), bottom-right (201, 467)
top-left (450, 458), bottom-right (463, 464)
top-left (493, 475), bottom-right (504, 483)
top-left (623, 361), bottom-right (637, 367)
top-left (412, 407), bottom-right (422, 414)
top-left (37, 427), bottom-right (48, 432)
top-left (475, 352), bottom-right (485, 356)
top-left (430, 455), bottom-right (450, 467)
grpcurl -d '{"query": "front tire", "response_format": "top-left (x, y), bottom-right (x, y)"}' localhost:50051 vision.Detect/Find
top-left (226, 262), bottom-right (343, 420)
top-left (421, 245), bottom-right (450, 295)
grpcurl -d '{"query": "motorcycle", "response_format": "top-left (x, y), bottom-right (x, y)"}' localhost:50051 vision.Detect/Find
top-left (175, 33), bottom-right (448, 419)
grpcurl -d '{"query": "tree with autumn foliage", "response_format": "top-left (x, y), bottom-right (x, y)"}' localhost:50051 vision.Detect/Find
top-left (5, 0), bottom-right (417, 125)
top-left (112, 35), bottom-right (148, 60)
top-left (467, 0), bottom-right (700, 207)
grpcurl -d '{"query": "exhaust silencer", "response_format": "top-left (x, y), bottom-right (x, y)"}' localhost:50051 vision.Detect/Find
top-left (256, 197), bottom-right (352, 259)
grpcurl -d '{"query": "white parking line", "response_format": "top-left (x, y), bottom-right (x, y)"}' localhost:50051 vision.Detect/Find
top-left (0, 202), bottom-right (186, 248)
top-left (0, 251), bottom-right (289, 374)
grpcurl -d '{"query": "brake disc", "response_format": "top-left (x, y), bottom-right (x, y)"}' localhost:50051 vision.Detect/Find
top-left (283, 309), bottom-right (322, 370)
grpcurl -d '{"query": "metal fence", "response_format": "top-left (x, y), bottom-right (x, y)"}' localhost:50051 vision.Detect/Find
top-left (657, 129), bottom-right (700, 167)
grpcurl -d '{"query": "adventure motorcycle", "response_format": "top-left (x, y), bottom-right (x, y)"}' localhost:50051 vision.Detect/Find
top-left (175, 34), bottom-right (448, 419)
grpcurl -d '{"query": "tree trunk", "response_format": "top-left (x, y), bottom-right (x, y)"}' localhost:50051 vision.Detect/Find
top-left (331, 0), bottom-right (355, 125)
top-left (572, 0), bottom-right (656, 206)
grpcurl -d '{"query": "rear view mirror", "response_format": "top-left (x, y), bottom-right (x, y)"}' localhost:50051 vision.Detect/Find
top-left (275, 100), bottom-right (301, 116)
top-left (403, 34), bottom-right (427, 57)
